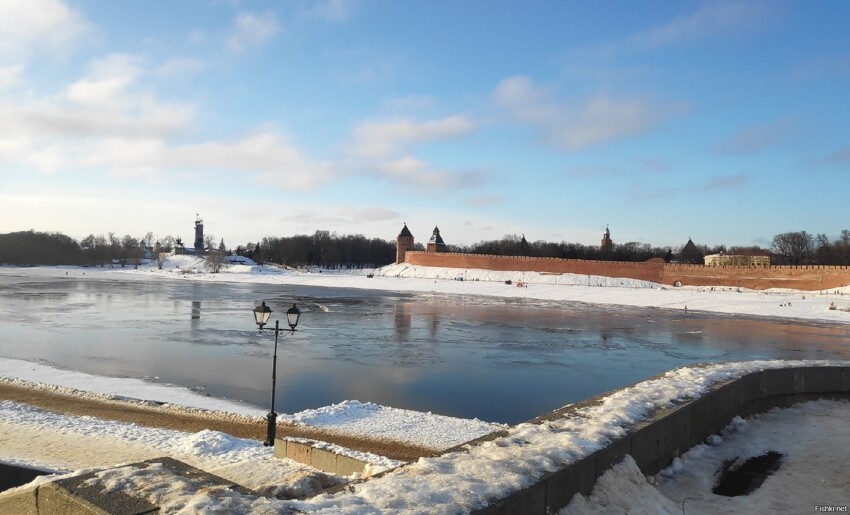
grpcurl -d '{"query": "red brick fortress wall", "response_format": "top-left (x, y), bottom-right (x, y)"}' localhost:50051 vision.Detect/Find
top-left (661, 264), bottom-right (850, 291)
top-left (404, 252), bottom-right (665, 283)
top-left (403, 252), bottom-right (850, 291)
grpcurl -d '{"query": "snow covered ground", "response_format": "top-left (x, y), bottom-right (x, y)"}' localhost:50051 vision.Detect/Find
top-left (0, 358), bottom-right (501, 455)
top-left (565, 399), bottom-right (850, 514)
top-left (2, 260), bottom-right (850, 512)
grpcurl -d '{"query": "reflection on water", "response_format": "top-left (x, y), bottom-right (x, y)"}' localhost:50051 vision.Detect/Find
top-left (0, 270), bottom-right (849, 424)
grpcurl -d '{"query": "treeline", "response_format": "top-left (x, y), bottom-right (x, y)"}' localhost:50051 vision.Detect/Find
top-left (771, 230), bottom-right (850, 266)
top-left (448, 234), bottom-right (671, 262)
top-left (4, 228), bottom-right (850, 267)
top-left (0, 231), bottom-right (83, 265)
top-left (452, 230), bottom-right (850, 266)
top-left (0, 230), bottom-right (169, 266)
top-left (248, 231), bottom-right (398, 268)
top-left (78, 232), bottom-right (157, 265)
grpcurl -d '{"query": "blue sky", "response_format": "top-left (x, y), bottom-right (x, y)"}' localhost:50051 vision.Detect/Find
top-left (1, 0), bottom-right (848, 249)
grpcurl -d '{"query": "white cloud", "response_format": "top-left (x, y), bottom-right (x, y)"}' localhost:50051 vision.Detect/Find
top-left (823, 144), bottom-right (850, 165)
top-left (379, 155), bottom-right (429, 177)
top-left (12, 131), bottom-right (335, 190)
top-left (381, 94), bottom-right (436, 113)
top-left (630, 1), bottom-right (766, 49)
top-left (1, 100), bottom-right (193, 141)
top-left (793, 54), bottom-right (850, 79)
top-left (634, 173), bottom-right (752, 200)
top-left (348, 116), bottom-right (475, 159)
top-left (226, 12), bottom-right (280, 53)
top-left (279, 205), bottom-right (401, 226)
top-left (0, 53), bottom-right (195, 144)
top-left (302, 0), bottom-right (354, 22)
top-left (0, 0), bottom-right (90, 59)
top-left (711, 119), bottom-right (791, 154)
top-left (374, 155), bottom-right (486, 190)
top-left (493, 75), bottom-right (686, 152)
top-left (154, 57), bottom-right (206, 77)
top-left (464, 194), bottom-right (502, 207)
top-left (561, 96), bottom-right (678, 150)
top-left (574, 1), bottom-right (769, 59)
top-left (0, 64), bottom-right (23, 89)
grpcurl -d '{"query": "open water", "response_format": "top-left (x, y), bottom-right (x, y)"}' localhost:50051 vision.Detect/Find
top-left (1, 269), bottom-right (848, 423)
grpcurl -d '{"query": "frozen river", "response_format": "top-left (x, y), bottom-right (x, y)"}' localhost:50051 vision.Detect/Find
top-left (1, 269), bottom-right (848, 424)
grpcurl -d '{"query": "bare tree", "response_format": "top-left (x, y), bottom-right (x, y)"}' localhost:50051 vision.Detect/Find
top-left (158, 235), bottom-right (175, 253)
top-left (155, 251), bottom-right (167, 270)
top-left (205, 250), bottom-right (226, 273)
top-left (204, 234), bottom-right (215, 250)
top-left (771, 231), bottom-right (814, 265)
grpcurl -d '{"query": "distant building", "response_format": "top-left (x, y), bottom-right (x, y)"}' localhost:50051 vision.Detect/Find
top-left (679, 238), bottom-right (704, 264)
top-left (600, 226), bottom-right (613, 251)
top-left (173, 237), bottom-right (186, 255)
top-left (224, 255), bottom-right (257, 265)
top-left (426, 226), bottom-right (447, 253)
top-left (396, 223), bottom-right (415, 264)
top-left (704, 252), bottom-right (771, 266)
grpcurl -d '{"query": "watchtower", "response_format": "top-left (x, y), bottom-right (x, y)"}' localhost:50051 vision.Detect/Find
top-left (396, 223), bottom-right (414, 264)
top-left (194, 214), bottom-right (205, 255)
top-left (600, 225), bottom-right (613, 251)
top-left (427, 226), bottom-right (447, 253)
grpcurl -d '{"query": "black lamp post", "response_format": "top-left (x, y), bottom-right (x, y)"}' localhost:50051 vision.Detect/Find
top-left (253, 301), bottom-right (301, 446)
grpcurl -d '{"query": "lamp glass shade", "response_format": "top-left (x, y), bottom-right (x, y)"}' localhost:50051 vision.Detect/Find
top-left (253, 302), bottom-right (272, 327)
top-left (286, 303), bottom-right (301, 330)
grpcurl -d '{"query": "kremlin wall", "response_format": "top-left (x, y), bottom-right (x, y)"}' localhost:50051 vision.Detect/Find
top-left (396, 225), bottom-right (850, 291)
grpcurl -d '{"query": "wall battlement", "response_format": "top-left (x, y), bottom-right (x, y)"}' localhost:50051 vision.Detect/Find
top-left (403, 251), bottom-right (850, 290)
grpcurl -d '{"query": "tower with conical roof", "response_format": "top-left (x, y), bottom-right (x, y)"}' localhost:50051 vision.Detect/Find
top-left (600, 225), bottom-right (613, 251)
top-left (680, 238), bottom-right (704, 264)
top-left (427, 226), bottom-right (447, 253)
top-left (396, 223), bottom-right (414, 264)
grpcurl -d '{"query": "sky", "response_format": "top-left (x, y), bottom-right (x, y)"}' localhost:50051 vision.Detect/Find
top-left (0, 0), bottom-right (848, 249)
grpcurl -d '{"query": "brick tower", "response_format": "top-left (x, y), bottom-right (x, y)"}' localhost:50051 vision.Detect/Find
top-left (396, 223), bottom-right (414, 264)
top-left (427, 226), bottom-right (447, 253)
top-left (600, 225), bottom-right (613, 251)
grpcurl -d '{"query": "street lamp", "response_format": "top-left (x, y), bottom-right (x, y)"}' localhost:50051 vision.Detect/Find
top-left (252, 301), bottom-right (301, 446)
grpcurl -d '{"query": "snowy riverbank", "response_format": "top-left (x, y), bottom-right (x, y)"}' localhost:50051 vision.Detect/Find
top-left (5, 257), bottom-right (850, 324)
top-left (2, 359), bottom-right (848, 513)
top-left (2, 261), bottom-right (850, 512)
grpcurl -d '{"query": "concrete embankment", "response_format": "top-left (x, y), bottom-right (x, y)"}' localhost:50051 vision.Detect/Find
top-left (474, 366), bottom-right (850, 514)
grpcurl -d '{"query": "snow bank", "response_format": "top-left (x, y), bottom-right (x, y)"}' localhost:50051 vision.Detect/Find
top-left (280, 400), bottom-right (505, 451)
top-left (378, 262), bottom-right (660, 288)
top-left (0, 358), bottom-right (504, 454)
top-left (0, 358), bottom-right (265, 419)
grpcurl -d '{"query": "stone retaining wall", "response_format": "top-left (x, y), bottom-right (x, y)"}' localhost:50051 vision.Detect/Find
top-left (473, 366), bottom-right (850, 514)
top-left (274, 438), bottom-right (370, 477)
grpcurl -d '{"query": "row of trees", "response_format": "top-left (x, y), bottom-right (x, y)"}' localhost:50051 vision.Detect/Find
top-left (246, 231), bottom-right (397, 269)
top-left (0, 231), bottom-right (84, 265)
top-left (771, 230), bottom-right (850, 266)
top-left (78, 232), bottom-right (157, 265)
top-left (449, 234), bottom-right (672, 262)
top-left (4, 229), bottom-right (850, 267)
